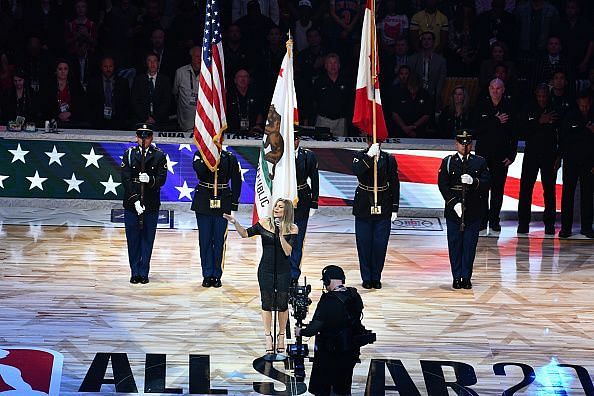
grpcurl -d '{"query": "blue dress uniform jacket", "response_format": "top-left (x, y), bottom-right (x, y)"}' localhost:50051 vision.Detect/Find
top-left (294, 147), bottom-right (319, 220)
top-left (191, 150), bottom-right (242, 215)
top-left (438, 153), bottom-right (491, 223)
top-left (352, 149), bottom-right (400, 219)
top-left (121, 145), bottom-right (168, 211)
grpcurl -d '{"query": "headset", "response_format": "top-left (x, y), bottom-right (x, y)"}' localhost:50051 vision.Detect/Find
top-left (321, 265), bottom-right (345, 287)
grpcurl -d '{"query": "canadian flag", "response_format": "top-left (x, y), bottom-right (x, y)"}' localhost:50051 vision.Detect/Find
top-left (353, 0), bottom-right (388, 141)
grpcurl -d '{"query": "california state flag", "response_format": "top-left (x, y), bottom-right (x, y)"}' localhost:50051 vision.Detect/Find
top-left (353, 0), bottom-right (388, 140)
top-left (253, 37), bottom-right (299, 222)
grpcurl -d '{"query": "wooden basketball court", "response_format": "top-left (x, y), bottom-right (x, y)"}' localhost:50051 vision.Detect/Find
top-left (1, 224), bottom-right (593, 395)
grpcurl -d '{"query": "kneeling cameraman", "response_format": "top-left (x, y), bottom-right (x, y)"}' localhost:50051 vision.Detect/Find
top-left (295, 265), bottom-right (365, 396)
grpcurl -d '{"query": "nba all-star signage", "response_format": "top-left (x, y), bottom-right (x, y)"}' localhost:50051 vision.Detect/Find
top-left (2, 347), bottom-right (594, 394)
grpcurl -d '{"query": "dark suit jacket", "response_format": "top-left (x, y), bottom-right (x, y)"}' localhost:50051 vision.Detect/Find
top-left (130, 73), bottom-right (172, 125)
top-left (40, 79), bottom-right (87, 123)
top-left (407, 52), bottom-right (447, 100)
top-left (86, 75), bottom-right (131, 129)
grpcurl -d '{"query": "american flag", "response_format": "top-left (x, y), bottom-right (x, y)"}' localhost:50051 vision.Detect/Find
top-left (194, 0), bottom-right (226, 170)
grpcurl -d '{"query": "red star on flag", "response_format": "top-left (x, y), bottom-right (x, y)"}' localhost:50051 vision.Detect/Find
top-left (278, 68), bottom-right (284, 77)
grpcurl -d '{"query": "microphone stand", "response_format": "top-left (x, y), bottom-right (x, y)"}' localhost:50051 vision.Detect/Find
top-left (264, 217), bottom-right (286, 362)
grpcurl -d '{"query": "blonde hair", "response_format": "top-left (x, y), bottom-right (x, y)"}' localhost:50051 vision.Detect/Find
top-left (269, 198), bottom-right (295, 235)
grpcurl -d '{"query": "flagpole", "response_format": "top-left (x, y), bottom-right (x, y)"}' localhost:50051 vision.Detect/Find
top-left (370, 0), bottom-right (379, 213)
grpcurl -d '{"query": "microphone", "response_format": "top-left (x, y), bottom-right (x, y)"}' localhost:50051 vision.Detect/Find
top-left (274, 218), bottom-right (281, 235)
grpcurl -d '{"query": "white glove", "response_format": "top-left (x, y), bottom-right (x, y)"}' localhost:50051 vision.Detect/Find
top-left (391, 213), bottom-right (398, 222)
top-left (454, 203), bottom-right (462, 218)
top-left (134, 200), bottom-right (145, 215)
top-left (309, 208), bottom-right (317, 217)
top-left (138, 172), bottom-right (150, 183)
top-left (366, 143), bottom-right (380, 158)
top-left (461, 174), bottom-right (473, 185)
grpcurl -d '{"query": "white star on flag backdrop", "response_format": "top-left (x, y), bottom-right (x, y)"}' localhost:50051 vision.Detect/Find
top-left (100, 175), bottom-right (121, 195)
top-left (26, 171), bottom-right (48, 191)
top-left (8, 144), bottom-right (29, 164)
top-left (45, 145), bottom-right (66, 166)
top-left (82, 147), bottom-right (103, 168)
top-left (63, 173), bottom-right (84, 193)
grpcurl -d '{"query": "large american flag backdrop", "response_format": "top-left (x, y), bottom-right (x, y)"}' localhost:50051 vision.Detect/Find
top-left (0, 138), bottom-right (562, 213)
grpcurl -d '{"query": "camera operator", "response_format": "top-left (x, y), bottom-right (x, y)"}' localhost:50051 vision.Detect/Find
top-left (294, 265), bottom-right (364, 396)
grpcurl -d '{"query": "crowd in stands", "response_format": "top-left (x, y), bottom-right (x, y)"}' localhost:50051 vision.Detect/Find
top-left (0, 0), bottom-right (593, 137)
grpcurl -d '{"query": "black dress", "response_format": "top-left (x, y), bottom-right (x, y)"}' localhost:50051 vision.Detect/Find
top-left (246, 221), bottom-right (295, 311)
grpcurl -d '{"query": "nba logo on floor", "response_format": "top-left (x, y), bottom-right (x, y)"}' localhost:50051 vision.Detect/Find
top-left (0, 347), bottom-right (63, 395)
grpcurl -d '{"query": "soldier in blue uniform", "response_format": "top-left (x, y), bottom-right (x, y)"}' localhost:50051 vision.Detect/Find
top-left (352, 141), bottom-right (400, 289)
top-left (289, 131), bottom-right (319, 284)
top-left (191, 148), bottom-right (242, 287)
top-left (121, 124), bottom-right (168, 284)
top-left (438, 131), bottom-right (490, 290)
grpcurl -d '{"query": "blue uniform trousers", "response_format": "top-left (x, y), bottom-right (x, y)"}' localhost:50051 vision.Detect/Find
top-left (124, 209), bottom-right (159, 278)
top-left (289, 217), bottom-right (309, 280)
top-left (355, 216), bottom-right (391, 282)
top-left (196, 213), bottom-right (228, 279)
top-left (446, 218), bottom-right (481, 280)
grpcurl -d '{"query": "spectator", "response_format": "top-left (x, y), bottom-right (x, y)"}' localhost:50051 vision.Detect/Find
top-left (101, 0), bottom-right (140, 68)
top-left (24, 0), bottom-right (65, 54)
top-left (478, 41), bottom-right (516, 88)
top-left (475, 0), bottom-right (516, 60)
top-left (68, 38), bottom-right (99, 91)
top-left (438, 85), bottom-right (473, 138)
top-left (296, 27), bottom-right (327, 84)
top-left (130, 53), bottom-right (172, 127)
top-left (407, 31), bottom-right (447, 107)
top-left (41, 59), bottom-right (86, 126)
top-left (377, 0), bottom-right (409, 49)
top-left (0, 51), bottom-right (15, 94)
top-left (137, 0), bottom-right (166, 45)
top-left (549, 69), bottom-right (574, 120)
top-left (86, 56), bottom-right (131, 130)
top-left (19, 36), bottom-right (54, 94)
top-left (146, 29), bottom-right (177, 81)
top-left (447, 3), bottom-right (478, 76)
top-left (293, 0), bottom-right (314, 52)
top-left (390, 74), bottom-right (432, 138)
top-left (65, 0), bottom-right (98, 54)
top-left (532, 36), bottom-right (571, 90)
top-left (223, 24), bottom-right (251, 87)
top-left (409, 0), bottom-right (449, 54)
top-left (312, 53), bottom-right (353, 136)
top-left (517, 84), bottom-right (559, 235)
top-left (557, 0), bottom-right (593, 77)
top-left (473, 78), bottom-right (517, 231)
top-left (514, 0), bottom-right (559, 73)
top-left (0, 68), bottom-right (42, 124)
top-left (233, 0), bottom-right (280, 26)
top-left (558, 93), bottom-right (594, 238)
top-left (169, 0), bottom-right (204, 61)
top-left (381, 36), bottom-right (410, 88)
top-left (236, 0), bottom-right (276, 53)
top-left (257, 26), bottom-right (286, 98)
top-left (328, 0), bottom-right (364, 55)
top-left (226, 69), bottom-right (265, 135)
top-left (173, 46), bottom-right (201, 132)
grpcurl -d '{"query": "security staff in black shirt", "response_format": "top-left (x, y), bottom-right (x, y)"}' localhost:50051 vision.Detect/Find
top-left (558, 93), bottom-right (594, 238)
top-left (289, 132), bottom-right (319, 283)
top-left (517, 85), bottom-right (560, 235)
top-left (474, 78), bottom-right (517, 231)
top-left (191, 149), bottom-right (243, 287)
top-left (438, 131), bottom-right (490, 289)
top-left (295, 265), bottom-right (364, 396)
top-left (226, 69), bottom-right (265, 135)
top-left (121, 124), bottom-right (168, 284)
top-left (352, 141), bottom-right (400, 289)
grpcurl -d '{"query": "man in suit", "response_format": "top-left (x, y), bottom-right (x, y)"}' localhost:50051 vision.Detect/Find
top-left (474, 78), bottom-right (517, 231)
top-left (407, 31), bottom-right (447, 108)
top-left (191, 149), bottom-right (243, 287)
top-left (86, 56), bottom-right (131, 130)
top-left (131, 53), bottom-right (172, 128)
top-left (289, 131), bottom-right (319, 284)
top-left (438, 131), bottom-right (490, 289)
top-left (352, 140), bottom-right (400, 289)
top-left (121, 124), bottom-right (168, 284)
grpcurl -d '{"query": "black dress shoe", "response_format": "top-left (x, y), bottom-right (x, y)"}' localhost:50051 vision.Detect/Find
top-left (139, 276), bottom-right (149, 284)
top-left (558, 229), bottom-right (571, 238)
top-left (130, 276), bottom-right (140, 284)
top-left (516, 225), bottom-right (529, 234)
top-left (462, 278), bottom-right (472, 289)
top-left (202, 278), bottom-right (212, 287)
top-left (490, 222), bottom-right (501, 232)
top-left (372, 281), bottom-right (382, 289)
top-left (212, 278), bottom-right (222, 288)
top-left (544, 225), bottom-right (555, 235)
top-left (362, 281), bottom-right (372, 289)
top-left (452, 279), bottom-right (461, 289)
top-left (580, 230), bottom-right (594, 238)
